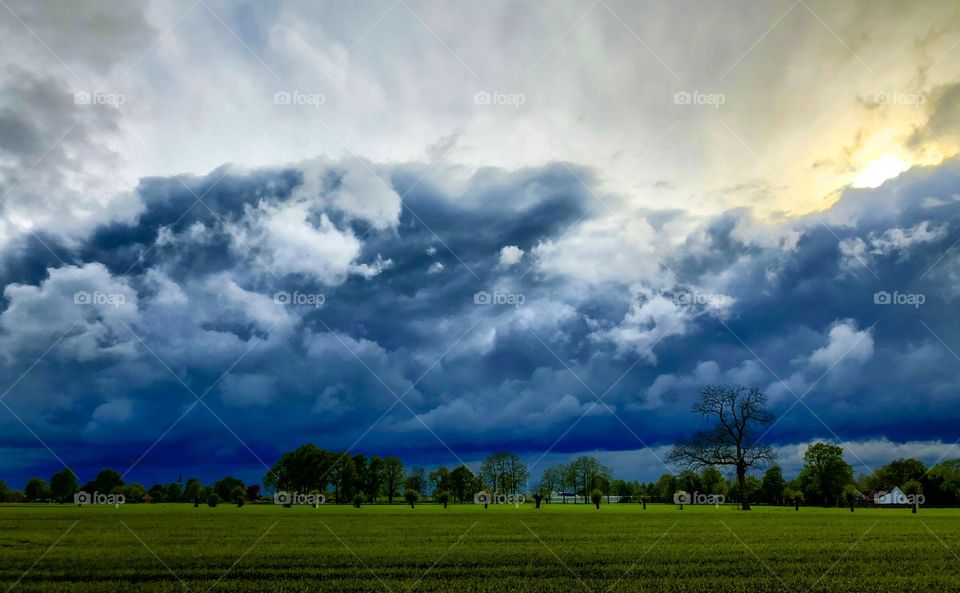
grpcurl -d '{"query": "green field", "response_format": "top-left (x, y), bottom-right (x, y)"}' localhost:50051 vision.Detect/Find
top-left (1, 503), bottom-right (958, 592)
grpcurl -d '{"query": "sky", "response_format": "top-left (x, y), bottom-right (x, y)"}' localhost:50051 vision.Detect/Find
top-left (1, 0), bottom-right (960, 488)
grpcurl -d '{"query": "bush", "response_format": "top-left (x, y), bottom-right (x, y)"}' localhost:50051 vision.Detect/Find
top-left (437, 491), bottom-right (450, 508)
top-left (590, 489), bottom-right (603, 509)
top-left (352, 492), bottom-right (365, 508)
top-left (404, 489), bottom-right (418, 508)
top-left (207, 494), bottom-right (220, 507)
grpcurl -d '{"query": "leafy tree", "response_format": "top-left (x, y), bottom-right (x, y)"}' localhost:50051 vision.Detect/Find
top-left (366, 456), bottom-right (384, 503)
top-left (539, 465), bottom-right (564, 498)
top-left (668, 385), bottom-right (776, 510)
top-left (246, 484), bottom-right (261, 502)
top-left (676, 469), bottom-right (702, 494)
top-left (405, 467), bottom-right (427, 496)
top-left (0, 481), bottom-right (8, 501)
top-left (383, 457), bottom-right (405, 503)
top-left (568, 456), bottom-right (610, 502)
top-left (903, 479), bottom-right (922, 514)
top-left (183, 478), bottom-right (202, 502)
top-left (166, 482), bottom-right (183, 502)
top-left (437, 491), bottom-right (450, 508)
top-left (93, 469), bottom-right (124, 494)
top-left (700, 467), bottom-right (728, 496)
top-left (50, 468), bottom-right (78, 503)
top-left (926, 459), bottom-right (960, 505)
top-left (404, 489), bottom-right (418, 508)
top-left (760, 466), bottom-right (786, 505)
top-left (125, 483), bottom-right (146, 503)
top-left (24, 478), bottom-right (50, 502)
top-left (653, 474), bottom-right (678, 503)
top-left (148, 484), bottom-right (166, 502)
top-left (797, 442), bottom-right (854, 506)
top-left (447, 465), bottom-right (473, 503)
top-left (214, 477), bottom-right (245, 502)
top-left (207, 493), bottom-right (219, 507)
top-left (842, 483), bottom-right (858, 511)
top-left (352, 492), bottom-right (365, 508)
top-left (429, 466), bottom-right (450, 496)
top-left (480, 452), bottom-right (529, 495)
top-left (865, 458), bottom-right (926, 492)
top-left (229, 485), bottom-right (246, 504)
top-left (590, 489), bottom-right (603, 509)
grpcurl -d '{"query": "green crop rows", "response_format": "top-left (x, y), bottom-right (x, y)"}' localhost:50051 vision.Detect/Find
top-left (1, 503), bottom-right (957, 592)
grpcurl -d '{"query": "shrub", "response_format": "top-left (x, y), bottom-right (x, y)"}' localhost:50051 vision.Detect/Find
top-left (437, 491), bottom-right (450, 508)
top-left (352, 492), bottom-right (365, 508)
top-left (207, 494), bottom-right (220, 507)
top-left (591, 489), bottom-right (603, 509)
top-left (404, 489), bottom-right (418, 508)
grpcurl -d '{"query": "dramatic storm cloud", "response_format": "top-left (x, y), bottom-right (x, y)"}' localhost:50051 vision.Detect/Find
top-left (1, 0), bottom-right (960, 486)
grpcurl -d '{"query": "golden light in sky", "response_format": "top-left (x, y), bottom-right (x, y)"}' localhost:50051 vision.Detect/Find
top-left (850, 153), bottom-right (913, 189)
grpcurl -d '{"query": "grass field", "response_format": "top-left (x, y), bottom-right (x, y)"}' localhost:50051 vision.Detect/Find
top-left (1, 503), bottom-right (958, 592)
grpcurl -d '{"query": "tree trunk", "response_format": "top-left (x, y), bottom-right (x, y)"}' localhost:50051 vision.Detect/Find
top-left (736, 464), bottom-right (750, 510)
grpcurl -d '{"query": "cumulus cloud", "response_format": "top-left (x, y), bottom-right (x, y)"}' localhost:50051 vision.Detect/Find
top-left (498, 245), bottom-right (524, 268)
top-left (589, 287), bottom-right (689, 361)
top-left (808, 320), bottom-right (875, 370)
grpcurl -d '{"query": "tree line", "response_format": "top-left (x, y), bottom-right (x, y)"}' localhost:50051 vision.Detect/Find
top-left (3, 386), bottom-right (957, 508)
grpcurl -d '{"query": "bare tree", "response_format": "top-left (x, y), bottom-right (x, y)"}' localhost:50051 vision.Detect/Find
top-left (667, 385), bottom-right (776, 510)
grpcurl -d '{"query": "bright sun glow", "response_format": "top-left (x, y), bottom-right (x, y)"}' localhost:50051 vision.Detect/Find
top-left (851, 153), bottom-right (912, 189)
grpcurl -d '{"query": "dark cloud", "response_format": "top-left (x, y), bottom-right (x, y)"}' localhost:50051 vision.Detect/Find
top-left (2, 157), bottom-right (960, 487)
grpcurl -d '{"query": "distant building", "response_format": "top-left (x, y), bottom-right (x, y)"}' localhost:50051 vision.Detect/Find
top-left (874, 486), bottom-right (908, 505)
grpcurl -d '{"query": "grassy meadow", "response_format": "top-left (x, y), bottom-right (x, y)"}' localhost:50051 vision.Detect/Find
top-left (1, 503), bottom-right (958, 592)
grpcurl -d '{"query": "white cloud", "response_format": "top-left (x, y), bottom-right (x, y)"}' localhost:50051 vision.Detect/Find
top-left (0, 263), bottom-right (139, 362)
top-left (808, 319), bottom-right (874, 370)
top-left (589, 286), bottom-right (689, 361)
top-left (498, 245), bottom-right (524, 268)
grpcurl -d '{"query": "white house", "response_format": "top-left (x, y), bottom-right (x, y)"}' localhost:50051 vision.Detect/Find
top-left (874, 486), bottom-right (909, 505)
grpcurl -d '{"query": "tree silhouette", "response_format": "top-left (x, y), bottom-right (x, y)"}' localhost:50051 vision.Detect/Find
top-left (668, 385), bottom-right (776, 510)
